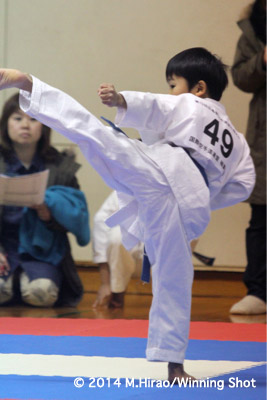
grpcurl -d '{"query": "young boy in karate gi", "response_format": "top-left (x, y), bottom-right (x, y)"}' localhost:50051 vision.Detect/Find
top-left (0, 47), bottom-right (255, 382)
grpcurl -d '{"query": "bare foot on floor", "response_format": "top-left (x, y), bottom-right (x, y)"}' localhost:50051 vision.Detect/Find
top-left (168, 362), bottom-right (196, 385)
top-left (108, 292), bottom-right (125, 309)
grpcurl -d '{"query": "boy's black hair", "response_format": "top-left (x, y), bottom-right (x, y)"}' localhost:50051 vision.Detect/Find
top-left (166, 47), bottom-right (228, 101)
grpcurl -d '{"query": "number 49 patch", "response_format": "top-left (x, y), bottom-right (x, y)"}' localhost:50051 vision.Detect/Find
top-left (204, 119), bottom-right (233, 158)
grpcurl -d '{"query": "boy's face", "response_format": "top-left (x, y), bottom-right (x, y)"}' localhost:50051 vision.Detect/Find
top-left (167, 75), bottom-right (190, 96)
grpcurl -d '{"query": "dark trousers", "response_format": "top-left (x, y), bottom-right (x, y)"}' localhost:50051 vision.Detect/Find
top-left (244, 204), bottom-right (266, 302)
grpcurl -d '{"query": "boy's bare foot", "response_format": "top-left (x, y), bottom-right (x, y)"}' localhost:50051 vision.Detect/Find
top-left (0, 69), bottom-right (32, 91)
top-left (168, 362), bottom-right (196, 384)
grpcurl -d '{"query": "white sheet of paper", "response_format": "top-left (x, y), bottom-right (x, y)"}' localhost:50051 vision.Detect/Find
top-left (0, 169), bottom-right (49, 206)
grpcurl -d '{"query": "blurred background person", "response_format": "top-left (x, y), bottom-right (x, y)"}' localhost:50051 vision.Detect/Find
top-left (230, 0), bottom-right (266, 314)
top-left (92, 191), bottom-right (143, 308)
top-left (0, 93), bottom-right (90, 307)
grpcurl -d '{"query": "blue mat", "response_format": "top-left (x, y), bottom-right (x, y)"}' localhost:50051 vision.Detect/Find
top-left (0, 323), bottom-right (266, 400)
top-left (0, 365), bottom-right (265, 400)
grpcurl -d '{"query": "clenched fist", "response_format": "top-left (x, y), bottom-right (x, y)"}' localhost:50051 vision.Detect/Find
top-left (98, 83), bottom-right (126, 108)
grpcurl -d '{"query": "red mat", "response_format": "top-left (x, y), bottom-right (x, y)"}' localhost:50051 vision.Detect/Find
top-left (0, 317), bottom-right (265, 342)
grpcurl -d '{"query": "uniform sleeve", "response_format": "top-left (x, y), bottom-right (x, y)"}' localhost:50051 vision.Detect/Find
top-left (231, 34), bottom-right (266, 93)
top-left (115, 91), bottom-right (191, 145)
top-left (210, 141), bottom-right (256, 210)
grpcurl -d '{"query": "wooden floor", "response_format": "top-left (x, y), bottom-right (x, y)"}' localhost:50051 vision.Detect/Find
top-left (0, 268), bottom-right (266, 324)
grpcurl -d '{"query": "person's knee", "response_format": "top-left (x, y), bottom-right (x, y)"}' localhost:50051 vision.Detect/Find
top-left (21, 275), bottom-right (59, 307)
top-left (0, 276), bottom-right (13, 304)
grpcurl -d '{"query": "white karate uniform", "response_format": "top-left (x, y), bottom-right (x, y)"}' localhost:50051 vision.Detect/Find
top-left (19, 79), bottom-right (255, 364)
top-left (93, 191), bottom-right (143, 293)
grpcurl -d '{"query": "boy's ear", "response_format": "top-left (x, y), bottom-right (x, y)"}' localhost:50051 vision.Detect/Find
top-left (191, 80), bottom-right (209, 98)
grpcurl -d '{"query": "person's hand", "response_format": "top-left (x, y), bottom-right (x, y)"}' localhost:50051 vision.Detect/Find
top-left (92, 283), bottom-right (112, 308)
top-left (98, 83), bottom-right (126, 108)
top-left (264, 46), bottom-right (267, 66)
top-left (0, 69), bottom-right (33, 91)
top-left (0, 252), bottom-right (10, 277)
top-left (31, 203), bottom-right (52, 222)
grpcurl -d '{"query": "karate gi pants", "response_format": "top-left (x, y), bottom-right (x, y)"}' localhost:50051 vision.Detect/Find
top-left (74, 128), bottom-right (194, 363)
top-left (69, 128), bottom-right (194, 363)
